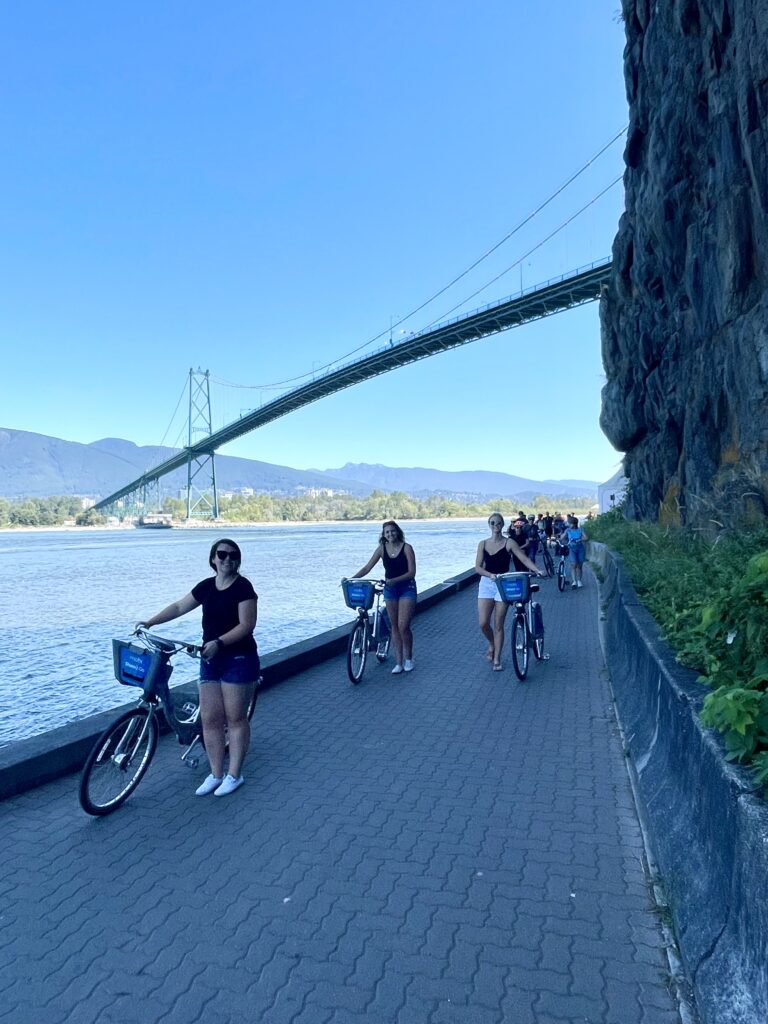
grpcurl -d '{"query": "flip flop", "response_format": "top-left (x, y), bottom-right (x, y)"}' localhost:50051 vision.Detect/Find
top-left (492, 662), bottom-right (503, 672)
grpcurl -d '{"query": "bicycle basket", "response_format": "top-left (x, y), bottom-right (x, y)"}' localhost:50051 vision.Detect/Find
top-left (342, 579), bottom-right (375, 610)
top-left (113, 639), bottom-right (171, 696)
top-left (495, 572), bottom-right (530, 603)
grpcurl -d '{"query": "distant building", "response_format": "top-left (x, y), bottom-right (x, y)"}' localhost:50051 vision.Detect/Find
top-left (598, 469), bottom-right (628, 514)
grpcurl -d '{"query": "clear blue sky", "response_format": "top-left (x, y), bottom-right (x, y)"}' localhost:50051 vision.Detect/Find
top-left (1, 2), bottom-right (629, 484)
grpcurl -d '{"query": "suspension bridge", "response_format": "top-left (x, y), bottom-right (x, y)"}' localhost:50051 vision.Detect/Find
top-left (94, 257), bottom-right (612, 518)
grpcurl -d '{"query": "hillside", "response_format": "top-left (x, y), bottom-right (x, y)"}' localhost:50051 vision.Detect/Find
top-left (0, 428), bottom-right (598, 502)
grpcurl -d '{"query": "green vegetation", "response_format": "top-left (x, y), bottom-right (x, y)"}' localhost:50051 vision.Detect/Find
top-left (589, 509), bottom-right (768, 790)
top-left (0, 496), bottom-right (103, 527)
top-left (171, 490), bottom-right (596, 523)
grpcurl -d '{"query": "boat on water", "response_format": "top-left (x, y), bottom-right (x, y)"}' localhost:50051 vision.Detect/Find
top-left (135, 513), bottom-right (174, 529)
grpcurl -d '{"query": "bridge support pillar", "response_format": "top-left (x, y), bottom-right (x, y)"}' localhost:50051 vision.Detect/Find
top-left (186, 368), bottom-right (219, 520)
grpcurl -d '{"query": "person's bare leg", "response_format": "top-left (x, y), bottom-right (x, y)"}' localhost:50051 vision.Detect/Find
top-left (221, 683), bottom-right (254, 778)
top-left (492, 602), bottom-right (508, 666)
top-left (198, 683), bottom-right (226, 778)
top-left (386, 598), bottom-right (403, 666)
top-left (399, 599), bottom-right (416, 661)
top-left (479, 598), bottom-right (495, 659)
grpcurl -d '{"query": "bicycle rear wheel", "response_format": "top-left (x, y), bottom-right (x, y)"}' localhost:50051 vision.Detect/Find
top-left (557, 559), bottom-right (566, 592)
top-left (542, 546), bottom-right (554, 577)
top-left (511, 613), bottom-right (529, 680)
top-left (79, 708), bottom-right (159, 816)
top-left (347, 619), bottom-right (369, 683)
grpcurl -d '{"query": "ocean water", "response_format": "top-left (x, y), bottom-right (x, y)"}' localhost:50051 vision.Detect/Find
top-left (0, 520), bottom-right (484, 746)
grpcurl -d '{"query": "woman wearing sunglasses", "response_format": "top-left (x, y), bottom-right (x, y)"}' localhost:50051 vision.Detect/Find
top-left (137, 538), bottom-right (259, 798)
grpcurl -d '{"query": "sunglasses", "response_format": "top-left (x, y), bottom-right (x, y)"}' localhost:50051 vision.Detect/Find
top-left (216, 550), bottom-right (238, 561)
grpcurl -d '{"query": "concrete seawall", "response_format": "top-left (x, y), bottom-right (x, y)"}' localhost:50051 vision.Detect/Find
top-left (0, 568), bottom-right (477, 802)
top-left (591, 542), bottom-right (768, 1024)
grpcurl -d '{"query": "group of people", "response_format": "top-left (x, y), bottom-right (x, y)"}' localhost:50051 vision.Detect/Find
top-left (137, 512), bottom-right (588, 797)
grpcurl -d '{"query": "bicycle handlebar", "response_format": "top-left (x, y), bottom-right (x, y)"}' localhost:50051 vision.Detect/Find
top-left (133, 627), bottom-right (201, 657)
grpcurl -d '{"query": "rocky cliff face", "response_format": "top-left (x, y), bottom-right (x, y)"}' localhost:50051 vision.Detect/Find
top-left (600, 0), bottom-right (768, 525)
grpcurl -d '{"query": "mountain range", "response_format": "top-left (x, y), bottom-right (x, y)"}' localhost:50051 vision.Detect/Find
top-left (0, 428), bottom-right (598, 501)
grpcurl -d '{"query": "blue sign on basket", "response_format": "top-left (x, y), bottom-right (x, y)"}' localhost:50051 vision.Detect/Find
top-left (119, 646), bottom-right (151, 687)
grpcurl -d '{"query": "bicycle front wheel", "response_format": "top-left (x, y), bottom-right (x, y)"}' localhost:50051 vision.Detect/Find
top-left (511, 613), bottom-right (529, 681)
top-left (347, 619), bottom-right (369, 684)
top-left (542, 546), bottom-right (554, 577)
top-left (79, 708), bottom-right (159, 816)
top-left (557, 559), bottom-right (566, 592)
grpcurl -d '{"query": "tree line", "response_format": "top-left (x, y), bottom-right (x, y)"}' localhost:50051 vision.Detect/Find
top-left (0, 490), bottom-right (595, 528)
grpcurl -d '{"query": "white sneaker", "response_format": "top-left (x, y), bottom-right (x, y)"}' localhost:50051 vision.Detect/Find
top-left (403, 660), bottom-right (414, 672)
top-left (391, 664), bottom-right (404, 675)
top-left (577, 580), bottom-right (584, 588)
top-left (571, 581), bottom-right (577, 590)
top-left (195, 774), bottom-right (223, 797)
top-left (214, 774), bottom-right (244, 797)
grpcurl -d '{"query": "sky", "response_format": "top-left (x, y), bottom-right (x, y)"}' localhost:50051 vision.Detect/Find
top-left (0, 2), bottom-right (630, 485)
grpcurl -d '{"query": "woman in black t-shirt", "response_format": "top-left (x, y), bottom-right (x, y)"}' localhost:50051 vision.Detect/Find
top-left (137, 538), bottom-right (259, 799)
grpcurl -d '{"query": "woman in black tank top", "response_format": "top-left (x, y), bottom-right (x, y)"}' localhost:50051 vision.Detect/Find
top-left (346, 520), bottom-right (417, 674)
top-left (476, 513), bottom-right (541, 671)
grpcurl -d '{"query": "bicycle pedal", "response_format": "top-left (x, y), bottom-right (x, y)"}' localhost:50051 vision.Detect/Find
top-left (184, 757), bottom-right (199, 769)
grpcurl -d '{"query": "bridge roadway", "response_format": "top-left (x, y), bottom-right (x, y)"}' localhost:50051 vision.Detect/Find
top-left (93, 258), bottom-right (612, 511)
top-left (0, 567), bottom-right (682, 1024)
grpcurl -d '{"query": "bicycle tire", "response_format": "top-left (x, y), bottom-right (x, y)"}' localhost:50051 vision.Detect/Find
top-left (511, 613), bottom-right (529, 681)
top-left (347, 619), bottom-right (368, 684)
top-left (79, 708), bottom-right (159, 816)
top-left (542, 546), bottom-right (554, 577)
top-left (557, 559), bottom-right (566, 592)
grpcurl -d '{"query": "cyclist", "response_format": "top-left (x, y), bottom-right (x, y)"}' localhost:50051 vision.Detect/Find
top-left (564, 516), bottom-right (589, 589)
top-left (507, 518), bottom-right (530, 569)
top-left (348, 520), bottom-right (417, 674)
top-left (476, 513), bottom-right (542, 672)
top-left (137, 538), bottom-right (259, 798)
top-left (524, 515), bottom-right (540, 566)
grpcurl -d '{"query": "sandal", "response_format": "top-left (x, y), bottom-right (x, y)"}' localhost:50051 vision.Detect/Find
top-left (492, 662), bottom-right (503, 672)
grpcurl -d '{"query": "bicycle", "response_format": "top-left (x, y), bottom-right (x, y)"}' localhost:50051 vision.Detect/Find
top-left (539, 534), bottom-right (555, 577)
top-left (79, 628), bottom-right (259, 816)
top-left (342, 578), bottom-right (391, 684)
top-left (554, 541), bottom-right (570, 592)
top-left (495, 572), bottom-right (547, 681)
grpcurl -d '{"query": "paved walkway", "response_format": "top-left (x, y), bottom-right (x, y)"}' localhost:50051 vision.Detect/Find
top-left (0, 569), bottom-right (683, 1024)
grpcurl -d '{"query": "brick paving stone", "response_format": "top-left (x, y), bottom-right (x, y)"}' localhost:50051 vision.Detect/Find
top-left (0, 565), bottom-right (684, 1023)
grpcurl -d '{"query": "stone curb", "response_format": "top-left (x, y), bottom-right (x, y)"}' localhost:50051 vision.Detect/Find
top-left (0, 568), bottom-right (477, 802)
top-left (591, 541), bottom-right (768, 1024)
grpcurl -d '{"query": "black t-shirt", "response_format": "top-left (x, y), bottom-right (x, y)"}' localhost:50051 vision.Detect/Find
top-left (191, 575), bottom-right (258, 654)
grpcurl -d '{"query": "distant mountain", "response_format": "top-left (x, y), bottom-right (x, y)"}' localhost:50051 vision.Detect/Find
top-left (0, 429), bottom-right (597, 502)
top-left (0, 429), bottom-right (369, 500)
top-left (320, 463), bottom-right (598, 501)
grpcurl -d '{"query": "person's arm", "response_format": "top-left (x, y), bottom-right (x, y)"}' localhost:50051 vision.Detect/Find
top-left (507, 540), bottom-right (542, 576)
top-left (386, 543), bottom-right (416, 585)
top-left (202, 597), bottom-right (257, 660)
top-left (348, 546), bottom-right (383, 580)
top-left (137, 592), bottom-right (199, 630)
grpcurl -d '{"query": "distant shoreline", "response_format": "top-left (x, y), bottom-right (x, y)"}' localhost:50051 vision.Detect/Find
top-left (1, 516), bottom-right (496, 535)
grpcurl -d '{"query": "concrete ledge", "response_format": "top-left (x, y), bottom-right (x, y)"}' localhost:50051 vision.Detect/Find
top-left (591, 542), bottom-right (768, 1024)
top-left (0, 567), bottom-right (477, 802)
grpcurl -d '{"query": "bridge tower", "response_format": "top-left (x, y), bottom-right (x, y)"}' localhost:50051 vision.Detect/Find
top-left (186, 368), bottom-right (219, 520)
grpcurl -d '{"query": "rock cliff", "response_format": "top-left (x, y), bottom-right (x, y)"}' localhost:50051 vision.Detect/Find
top-left (600, 0), bottom-right (768, 525)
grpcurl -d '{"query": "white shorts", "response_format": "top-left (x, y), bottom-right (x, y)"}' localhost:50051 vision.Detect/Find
top-left (478, 576), bottom-right (504, 601)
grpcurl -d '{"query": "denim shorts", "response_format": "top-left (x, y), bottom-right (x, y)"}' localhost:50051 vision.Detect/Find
top-left (384, 579), bottom-right (417, 602)
top-left (200, 650), bottom-right (261, 684)
top-left (477, 576), bottom-right (504, 602)
top-left (568, 542), bottom-right (586, 565)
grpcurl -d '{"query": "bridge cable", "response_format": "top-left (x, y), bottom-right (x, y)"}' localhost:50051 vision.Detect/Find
top-left (210, 125), bottom-right (627, 392)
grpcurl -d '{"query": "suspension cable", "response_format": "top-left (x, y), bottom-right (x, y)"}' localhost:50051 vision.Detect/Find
top-left (210, 126), bottom-right (627, 392)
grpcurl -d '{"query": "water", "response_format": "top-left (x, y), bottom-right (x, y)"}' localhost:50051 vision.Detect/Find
top-left (0, 520), bottom-right (484, 746)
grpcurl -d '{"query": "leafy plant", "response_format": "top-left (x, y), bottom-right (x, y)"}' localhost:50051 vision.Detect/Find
top-left (589, 514), bottom-right (768, 793)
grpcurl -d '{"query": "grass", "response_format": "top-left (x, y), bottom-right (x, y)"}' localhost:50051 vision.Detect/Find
top-left (589, 509), bottom-right (768, 791)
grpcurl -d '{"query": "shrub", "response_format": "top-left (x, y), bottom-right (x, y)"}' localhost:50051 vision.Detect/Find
top-left (589, 513), bottom-right (768, 791)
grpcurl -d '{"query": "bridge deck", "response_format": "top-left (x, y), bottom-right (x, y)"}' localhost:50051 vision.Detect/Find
top-left (0, 567), bottom-right (681, 1024)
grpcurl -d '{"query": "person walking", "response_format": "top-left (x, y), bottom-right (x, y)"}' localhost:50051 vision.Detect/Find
top-left (347, 521), bottom-right (417, 674)
top-left (137, 538), bottom-right (259, 797)
top-left (476, 513), bottom-right (542, 671)
top-left (564, 516), bottom-right (589, 588)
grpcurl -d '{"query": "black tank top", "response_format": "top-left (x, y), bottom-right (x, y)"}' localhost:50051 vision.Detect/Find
top-left (382, 543), bottom-right (408, 579)
top-left (483, 545), bottom-right (510, 574)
